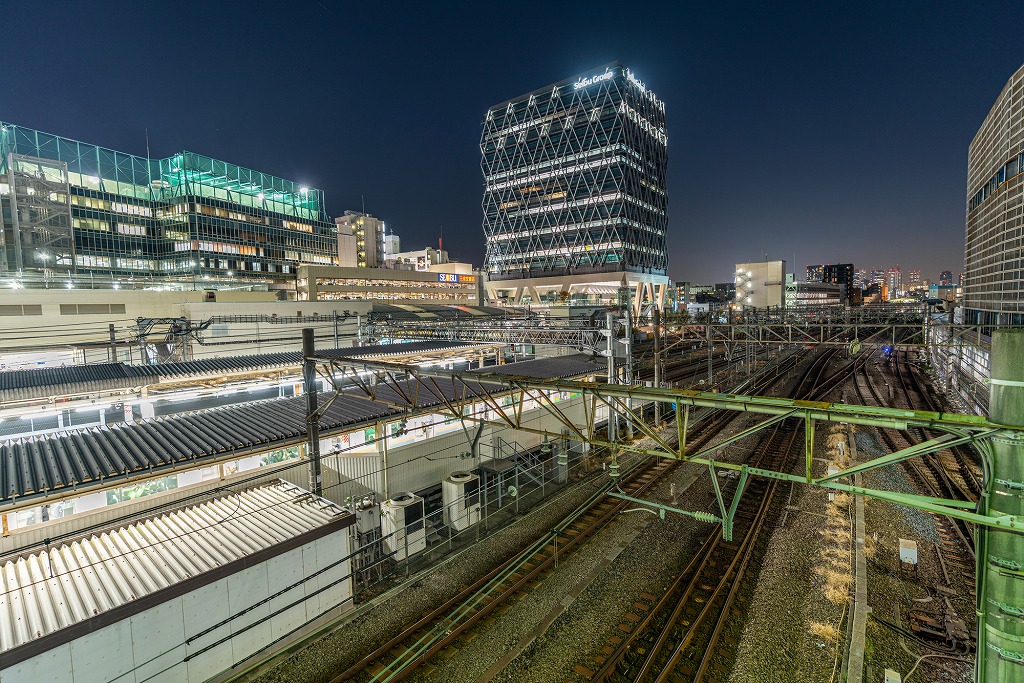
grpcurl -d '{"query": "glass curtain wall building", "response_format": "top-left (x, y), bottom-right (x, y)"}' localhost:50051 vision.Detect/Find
top-left (0, 122), bottom-right (337, 288)
top-left (964, 63), bottom-right (1024, 328)
top-left (481, 63), bottom-right (669, 312)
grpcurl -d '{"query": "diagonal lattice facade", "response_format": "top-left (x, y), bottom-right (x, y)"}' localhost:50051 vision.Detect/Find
top-left (481, 64), bottom-right (668, 281)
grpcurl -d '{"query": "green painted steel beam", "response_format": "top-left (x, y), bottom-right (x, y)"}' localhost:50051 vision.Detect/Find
top-left (687, 409), bottom-right (799, 461)
top-left (313, 357), bottom-right (1019, 532)
top-left (318, 356), bottom-right (1013, 435)
top-left (816, 430), bottom-right (997, 483)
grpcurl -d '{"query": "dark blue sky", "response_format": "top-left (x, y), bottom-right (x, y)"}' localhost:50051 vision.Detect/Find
top-left (4, 1), bottom-right (1022, 283)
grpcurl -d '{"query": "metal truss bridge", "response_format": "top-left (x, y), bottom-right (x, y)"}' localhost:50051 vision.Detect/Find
top-left (365, 313), bottom-right (989, 352)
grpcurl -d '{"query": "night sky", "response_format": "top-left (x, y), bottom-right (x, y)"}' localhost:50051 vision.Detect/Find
top-left (4, 1), bottom-right (1022, 284)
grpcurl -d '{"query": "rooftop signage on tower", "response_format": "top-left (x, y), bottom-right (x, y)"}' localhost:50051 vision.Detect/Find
top-left (573, 68), bottom-right (615, 90)
top-left (625, 68), bottom-right (665, 111)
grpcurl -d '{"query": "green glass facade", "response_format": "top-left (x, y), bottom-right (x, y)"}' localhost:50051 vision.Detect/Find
top-left (0, 122), bottom-right (337, 285)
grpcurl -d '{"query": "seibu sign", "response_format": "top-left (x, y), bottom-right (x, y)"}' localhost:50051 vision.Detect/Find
top-left (573, 67), bottom-right (664, 111)
top-left (438, 273), bottom-right (476, 284)
top-left (574, 68), bottom-right (615, 90)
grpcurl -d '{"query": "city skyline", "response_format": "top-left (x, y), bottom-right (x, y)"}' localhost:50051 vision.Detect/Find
top-left (2, 1), bottom-right (1020, 283)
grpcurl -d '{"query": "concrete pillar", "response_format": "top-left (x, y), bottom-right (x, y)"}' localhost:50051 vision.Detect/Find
top-left (977, 329), bottom-right (1024, 682)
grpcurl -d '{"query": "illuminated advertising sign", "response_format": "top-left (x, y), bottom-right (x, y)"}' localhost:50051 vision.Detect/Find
top-left (574, 68), bottom-right (615, 90)
top-left (438, 273), bottom-right (476, 284)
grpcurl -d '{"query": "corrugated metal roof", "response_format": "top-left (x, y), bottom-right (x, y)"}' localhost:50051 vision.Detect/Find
top-left (0, 350), bottom-right (597, 506)
top-left (134, 351), bottom-right (303, 378)
top-left (0, 341), bottom-right (481, 401)
top-left (364, 356), bottom-right (601, 411)
top-left (0, 395), bottom-right (402, 504)
top-left (0, 364), bottom-right (139, 402)
top-left (0, 480), bottom-right (347, 654)
top-left (471, 354), bottom-right (605, 380)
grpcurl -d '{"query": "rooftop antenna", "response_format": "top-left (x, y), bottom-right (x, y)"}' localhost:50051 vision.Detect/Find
top-left (361, 194), bottom-right (365, 215)
top-left (439, 225), bottom-right (443, 252)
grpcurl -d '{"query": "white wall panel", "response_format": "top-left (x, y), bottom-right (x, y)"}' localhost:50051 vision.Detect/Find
top-left (326, 454), bottom-right (381, 499)
top-left (227, 564), bottom-right (271, 665)
top-left (182, 581), bottom-right (233, 682)
top-left (265, 553), bottom-right (310, 640)
top-left (1, 643), bottom-right (72, 683)
top-left (129, 598), bottom-right (187, 683)
top-left (385, 429), bottom-right (467, 495)
top-left (301, 541), bottom-right (322, 616)
top-left (69, 617), bottom-right (135, 683)
top-left (313, 536), bottom-right (351, 615)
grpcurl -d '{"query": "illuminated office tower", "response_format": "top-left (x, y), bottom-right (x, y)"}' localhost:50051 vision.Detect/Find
top-left (965, 63), bottom-right (1024, 327)
top-left (481, 63), bottom-right (669, 312)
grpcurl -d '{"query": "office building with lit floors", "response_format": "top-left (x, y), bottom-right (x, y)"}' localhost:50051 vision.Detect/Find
top-left (0, 121), bottom-right (337, 292)
top-left (964, 62), bottom-right (1024, 328)
top-left (481, 63), bottom-right (669, 315)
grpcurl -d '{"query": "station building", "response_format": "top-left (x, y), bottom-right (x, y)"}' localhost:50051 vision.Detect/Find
top-left (297, 264), bottom-right (479, 304)
top-left (0, 121), bottom-right (337, 293)
top-left (481, 63), bottom-right (670, 313)
top-left (964, 62), bottom-right (1024, 328)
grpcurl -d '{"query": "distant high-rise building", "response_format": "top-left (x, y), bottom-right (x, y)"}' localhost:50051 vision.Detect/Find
top-left (939, 270), bottom-right (953, 286)
top-left (965, 63), bottom-right (1024, 326)
top-left (908, 269), bottom-right (921, 286)
top-left (335, 211), bottom-right (384, 268)
top-left (959, 272), bottom-right (965, 288)
top-left (854, 268), bottom-right (868, 289)
top-left (481, 63), bottom-right (669, 311)
top-left (806, 264), bottom-right (824, 282)
top-left (822, 263), bottom-right (854, 287)
top-left (805, 263), bottom-right (855, 302)
top-left (870, 268), bottom-right (886, 286)
top-left (886, 266), bottom-right (903, 299)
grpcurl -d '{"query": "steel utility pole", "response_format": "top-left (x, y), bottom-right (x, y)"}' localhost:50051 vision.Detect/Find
top-left (624, 306), bottom-right (633, 439)
top-left (976, 329), bottom-right (1024, 682)
top-left (653, 308), bottom-right (662, 425)
top-left (606, 312), bottom-right (617, 443)
top-left (302, 328), bottom-right (323, 496)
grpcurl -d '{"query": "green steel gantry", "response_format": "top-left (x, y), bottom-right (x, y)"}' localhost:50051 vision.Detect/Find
top-left (305, 328), bottom-right (1024, 682)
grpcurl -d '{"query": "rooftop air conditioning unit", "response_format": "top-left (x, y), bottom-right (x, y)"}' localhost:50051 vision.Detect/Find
top-left (442, 471), bottom-right (481, 531)
top-left (381, 492), bottom-right (425, 560)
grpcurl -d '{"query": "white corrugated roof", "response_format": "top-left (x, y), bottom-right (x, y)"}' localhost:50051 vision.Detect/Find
top-left (0, 480), bottom-right (345, 652)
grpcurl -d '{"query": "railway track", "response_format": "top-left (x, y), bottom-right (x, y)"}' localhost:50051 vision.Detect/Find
top-left (856, 355), bottom-right (976, 557)
top-left (854, 351), bottom-right (976, 651)
top-left (895, 351), bottom-right (983, 500)
top-left (582, 348), bottom-right (843, 683)
top-left (333, 353), bottom-right (807, 682)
